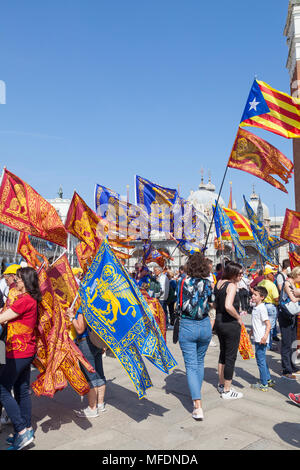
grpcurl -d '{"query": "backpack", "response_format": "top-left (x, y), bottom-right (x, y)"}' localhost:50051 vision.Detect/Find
top-left (179, 277), bottom-right (212, 321)
top-left (274, 272), bottom-right (285, 291)
top-left (167, 281), bottom-right (177, 304)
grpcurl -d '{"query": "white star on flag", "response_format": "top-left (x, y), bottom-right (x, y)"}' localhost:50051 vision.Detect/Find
top-left (249, 97), bottom-right (260, 111)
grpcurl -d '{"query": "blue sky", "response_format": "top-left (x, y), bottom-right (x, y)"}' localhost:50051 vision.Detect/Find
top-left (0, 0), bottom-right (294, 218)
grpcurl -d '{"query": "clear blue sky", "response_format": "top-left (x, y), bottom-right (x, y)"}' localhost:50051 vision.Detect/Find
top-left (0, 0), bottom-right (294, 218)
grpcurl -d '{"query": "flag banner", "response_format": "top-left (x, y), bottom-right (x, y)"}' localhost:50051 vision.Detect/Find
top-left (135, 175), bottom-right (178, 234)
top-left (240, 79), bottom-right (300, 138)
top-left (176, 239), bottom-right (202, 257)
top-left (0, 169), bottom-right (68, 247)
top-left (79, 238), bottom-right (177, 399)
top-left (281, 208), bottom-right (300, 245)
top-left (140, 288), bottom-right (166, 342)
top-left (268, 235), bottom-right (286, 250)
top-left (289, 250), bottom-right (300, 269)
top-left (76, 241), bottom-right (95, 273)
top-left (243, 196), bottom-right (273, 263)
top-left (223, 207), bottom-right (253, 240)
top-left (172, 197), bottom-right (205, 242)
top-left (214, 203), bottom-right (246, 259)
top-left (239, 323), bottom-right (254, 360)
top-left (228, 128), bottom-right (293, 193)
top-left (95, 183), bottom-right (149, 240)
top-left (94, 183), bottom-right (120, 209)
top-left (17, 232), bottom-right (49, 269)
top-left (32, 268), bottom-right (94, 397)
top-left (65, 192), bottom-right (101, 252)
top-left (47, 253), bottom-right (81, 313)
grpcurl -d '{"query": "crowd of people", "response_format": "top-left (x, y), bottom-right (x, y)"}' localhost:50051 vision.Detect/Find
top-left (0, 253), bottom-right (299, 449)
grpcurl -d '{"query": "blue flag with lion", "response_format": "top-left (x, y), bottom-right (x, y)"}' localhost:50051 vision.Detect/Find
top-left (79, 238), bottom-right (177, 398)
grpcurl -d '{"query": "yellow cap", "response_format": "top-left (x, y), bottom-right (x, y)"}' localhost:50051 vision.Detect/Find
top-left (3, 264), bottom-right (21, 275)
top-left (72, 267), bottom-right (83, 275)
top-left (264, 266), bottom-right (276, 276)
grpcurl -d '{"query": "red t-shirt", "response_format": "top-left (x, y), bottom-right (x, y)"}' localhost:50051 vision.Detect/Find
top-left (6, 293), bottom-right (38, 359)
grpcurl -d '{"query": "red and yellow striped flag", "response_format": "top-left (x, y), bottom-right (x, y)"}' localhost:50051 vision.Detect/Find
top-left (222, 207), bottom-right (253, 241)
top-left (240, 79), bottom-right (300, 139)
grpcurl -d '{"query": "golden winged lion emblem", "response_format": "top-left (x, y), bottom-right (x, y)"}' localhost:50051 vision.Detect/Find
top-left (86, 263), bottom-right (138, 332)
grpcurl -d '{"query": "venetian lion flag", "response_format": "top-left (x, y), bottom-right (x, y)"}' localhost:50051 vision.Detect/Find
top-left (65, 192), bottom-right (101, 253)
top-left (0, 169), bottom-right (68, 248)
top-left (0, 169), bottom-right (68, 247)
top-left (281, 209), bottom-right (300, 245)
top-left (79, 238), bottom-right (177, 399)
top-left (17, 232), bottom-right (49, 269)
top-left (228, 128), bottom-right (293, 193)
top-left (32, 267), bottom-right (94, 397)
top-left (240, 79), bottom-right (300, 139)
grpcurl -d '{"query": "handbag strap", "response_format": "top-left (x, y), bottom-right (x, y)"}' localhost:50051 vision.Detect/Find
top-left (179, 275), bottom-right (186, 309)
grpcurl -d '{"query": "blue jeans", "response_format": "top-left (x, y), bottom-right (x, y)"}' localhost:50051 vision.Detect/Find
top-left (77, 336), bottom-right (106, 388)
top-left (179, 316), bottom-right (212, 401)
top-left (265, 303), bottom-right (277, 349)
top-left (0, 356), bottom-right (34, 433)
top-left (255, 343), bottom-right (271, 386)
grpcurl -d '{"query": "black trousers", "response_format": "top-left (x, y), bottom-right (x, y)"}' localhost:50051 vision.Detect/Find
top-left (278, 314), bottom-right (298, 375)
top-left (215, 316), bottom-right (241, 381)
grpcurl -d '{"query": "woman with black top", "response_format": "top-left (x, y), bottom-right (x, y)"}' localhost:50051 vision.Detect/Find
top-left (214, 261), bottom-right (243, 400)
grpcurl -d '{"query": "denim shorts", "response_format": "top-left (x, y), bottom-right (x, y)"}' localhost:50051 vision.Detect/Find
top-left (77, 336), bottom-right (106, 388)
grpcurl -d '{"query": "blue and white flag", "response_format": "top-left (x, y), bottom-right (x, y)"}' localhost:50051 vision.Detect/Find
top-left (79, 238), bottom-right (177, 398)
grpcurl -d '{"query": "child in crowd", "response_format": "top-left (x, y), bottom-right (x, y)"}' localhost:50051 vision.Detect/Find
top-left (250, 286), bottom-right (275, 391)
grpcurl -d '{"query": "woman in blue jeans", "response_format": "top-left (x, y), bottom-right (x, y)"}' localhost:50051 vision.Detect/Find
top-left (178, 253), bottom-right (213, 421)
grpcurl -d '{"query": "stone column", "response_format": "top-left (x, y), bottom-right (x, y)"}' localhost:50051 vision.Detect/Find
top-left (284, 0), bottom-right (300, 210)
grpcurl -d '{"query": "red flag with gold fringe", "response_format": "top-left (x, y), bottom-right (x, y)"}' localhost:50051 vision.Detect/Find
top-left (0, 169), bottom-right (68, 247)
top-left (228, 128), bottom-right (293, 193)
top-left (281, 209), bottom-right (300, 245)
top-left (17, 232), bottom-right (49, 269)
top-left (32, 267), bottom-right (94, 397)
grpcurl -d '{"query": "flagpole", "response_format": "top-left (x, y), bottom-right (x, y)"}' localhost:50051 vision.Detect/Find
top-left (204, 165), bottom-right (229, 250)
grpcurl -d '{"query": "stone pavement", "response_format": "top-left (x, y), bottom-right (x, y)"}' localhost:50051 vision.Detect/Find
top-left (0, 314), bottom-right (300, 451)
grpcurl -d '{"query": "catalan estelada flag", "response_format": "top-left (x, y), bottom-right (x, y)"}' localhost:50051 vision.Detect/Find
top-left (228, 128), bottom-right (293, 193)
top-left (281, 209), bottom-right (300, 245)
top-left (240, 79), bottom-right (300, 138)
top-left (0, 169), bottom-right (68, 247)
top-left (222, 207), bottom-right (253, 241)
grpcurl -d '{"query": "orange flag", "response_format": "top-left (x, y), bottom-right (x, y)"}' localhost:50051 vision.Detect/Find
top-left (289, 251), bottom-right (300, 269)
top-left (65, 192), bottom-right (101, 253)
top-left (228, 128), bottom-right (293, 193)
top-left (47, 253), bottom-right (81, 313)
top-left (32, 267), bottom-right (94, 397)
top-left (0, 169), bottom-right (68, 247)
top-left (17, 232), bottom-right (49, 269)
top-left (281, 209), bottom-right (300, 245)
top-left (66, 193), bottom-right (133, 269)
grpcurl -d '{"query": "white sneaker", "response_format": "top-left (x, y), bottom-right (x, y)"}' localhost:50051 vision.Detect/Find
top-left (221, 388), bottom-right (243, 400)
top-left (217, 384), bottom-right (224, 393)
top-left (75, 406), bottom-right (99, 418)
top-left (192, 407), bottom-right (204, 421)
top-left (209, 339), bottom-right (217, 347)
top-left (97, 402), bottom-right (107, 412)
